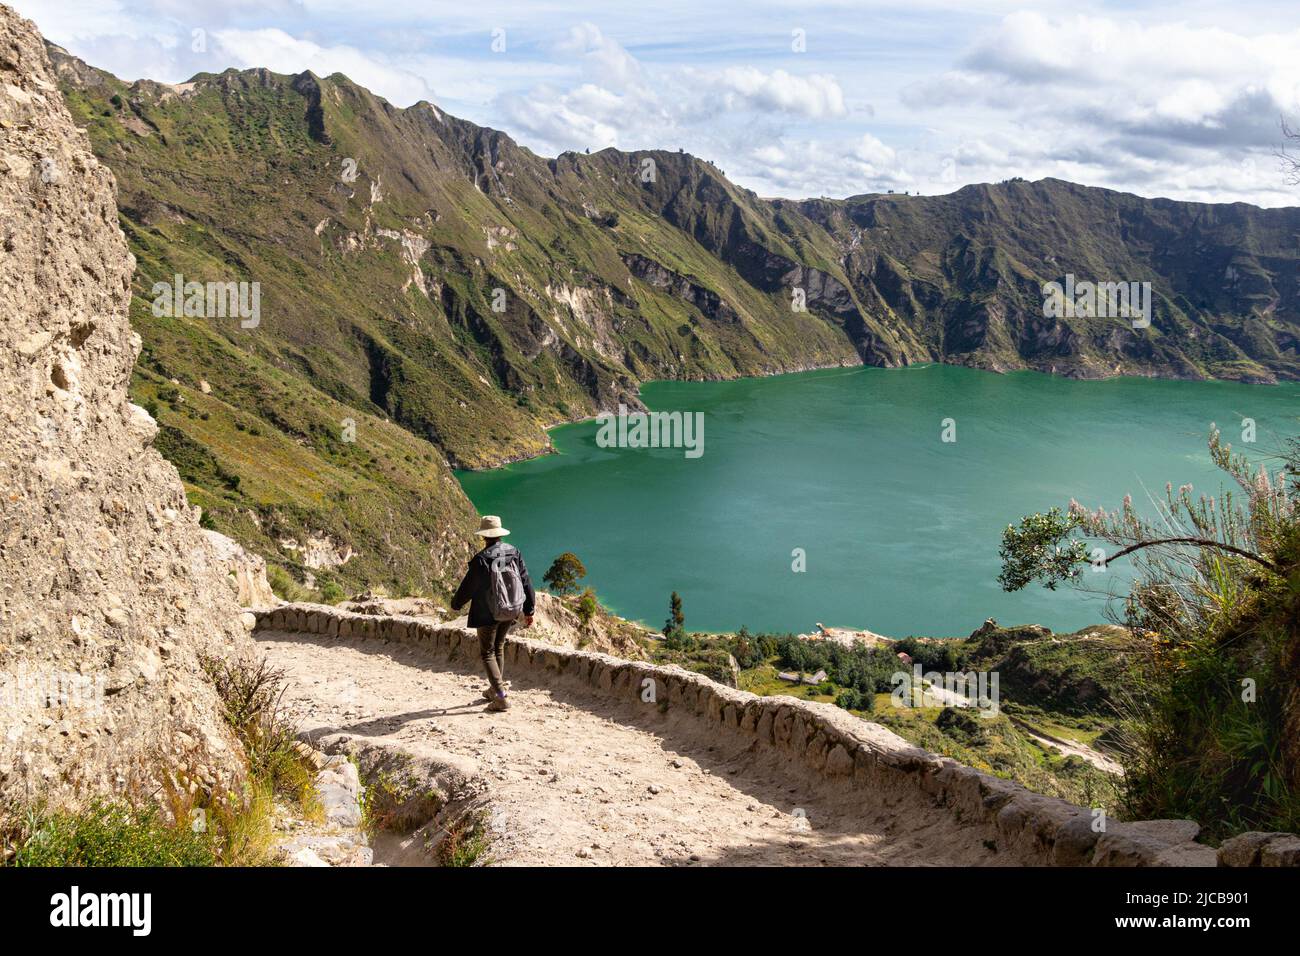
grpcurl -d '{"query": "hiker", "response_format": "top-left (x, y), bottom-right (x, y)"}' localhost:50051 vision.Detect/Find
top-left (451, 515), bottom-right (535, 712)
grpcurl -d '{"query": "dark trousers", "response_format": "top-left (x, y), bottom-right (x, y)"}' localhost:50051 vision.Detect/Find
top-left (477, 621), bottom-right (513, 695)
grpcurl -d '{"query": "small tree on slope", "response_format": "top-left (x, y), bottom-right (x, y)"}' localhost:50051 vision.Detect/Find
top-left (543, 552), bottom-right (587, 596)
top-left (663, 591), bottom-right (685, 646)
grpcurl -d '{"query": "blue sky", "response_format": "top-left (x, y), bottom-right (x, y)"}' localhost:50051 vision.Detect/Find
top-left (14, 0), bottom-right (1300, 205)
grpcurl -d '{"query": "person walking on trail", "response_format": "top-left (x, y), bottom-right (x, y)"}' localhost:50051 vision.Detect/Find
top-left (451, 515), bottom-right (535, 712)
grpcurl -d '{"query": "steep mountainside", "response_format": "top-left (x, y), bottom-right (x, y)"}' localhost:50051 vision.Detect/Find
top-left (1, 7), bottom-right (249, 810)
top-left (45, 47), bottom-right (1300, 599)
top-left (791, 183), bottom-right (1300, 381)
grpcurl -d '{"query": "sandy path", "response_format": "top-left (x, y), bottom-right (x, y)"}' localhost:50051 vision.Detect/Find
top-left (1010, 719), bottom-right (1124, 775)
top-left (258, 630), bottom-right (1001, 866)
top-left (914, 686), bottom-right (1122, 776)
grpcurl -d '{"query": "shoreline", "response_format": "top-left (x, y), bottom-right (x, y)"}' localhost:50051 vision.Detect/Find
top-left (456, 356), bottom-right (864, 473)
top-left (455, 355), bottom-right (1290, 474)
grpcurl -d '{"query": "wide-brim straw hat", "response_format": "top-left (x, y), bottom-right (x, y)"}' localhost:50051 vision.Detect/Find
top-left (476, 515), bottom-right (510, 537)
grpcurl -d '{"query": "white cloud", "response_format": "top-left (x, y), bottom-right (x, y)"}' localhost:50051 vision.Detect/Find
top-left (705, 67), bottom-right (847, 118)
top-left (12, 0), bottom-right (1300, 206)
top-left (908, 12), bottom-right (1300, 143)
top-left (554, 21), bottom-right (642, 87)
top-left (496, 22), bottom-right (854, 171)
top-left (741, 133), bottom-right (907, 197)
top-left (212, 28), bottom-right (436, 103)
top-left (897, 11), bottom-right (1300, 204)
top-left (499, 83), bottom-right (628, 150)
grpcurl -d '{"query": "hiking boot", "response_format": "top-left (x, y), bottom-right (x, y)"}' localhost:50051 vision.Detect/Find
top-left (481, 681), bottom-right (511, 701)
top-left (485, 692), bottom-right (510, 713)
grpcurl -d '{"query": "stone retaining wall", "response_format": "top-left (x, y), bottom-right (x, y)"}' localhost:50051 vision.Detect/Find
top-left (255, 604), bottom-right (1289, 867)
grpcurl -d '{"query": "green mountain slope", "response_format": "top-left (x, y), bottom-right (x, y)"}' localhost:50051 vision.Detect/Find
top-left (792, 181), bottom-right (1300, 381)
top-left (46, 45), bottom-right (1300, 598)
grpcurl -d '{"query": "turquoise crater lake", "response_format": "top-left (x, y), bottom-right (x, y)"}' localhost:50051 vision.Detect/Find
top-left (457, 365), bottom-right (1298, 637)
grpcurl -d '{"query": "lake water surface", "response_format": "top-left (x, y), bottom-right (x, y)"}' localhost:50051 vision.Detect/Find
top-left (457, 365), bottom-right (1298, 636)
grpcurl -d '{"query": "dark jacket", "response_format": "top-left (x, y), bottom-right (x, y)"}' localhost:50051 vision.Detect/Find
top-left (451, 540), bottom-right (536, 628)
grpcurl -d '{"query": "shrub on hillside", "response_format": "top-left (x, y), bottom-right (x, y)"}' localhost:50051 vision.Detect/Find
top-left (730, 625), bottom-right (772, 669)
top-left (199, 654), bottom-right (313, 804)
top-left (575, 587), bottom-right (598, 626)
top-left (12, 801), bottom-right (214, 867)
top-left (770, 634), bottom-right (901, 695)
top-left (685, 648), bottom-right (740, 687)
top-left (894, 636), bottom-right (960, 671)
top-left (266, 564), bottom-right (312, 603)
top-left (835, 689), bottom-right (873, 712)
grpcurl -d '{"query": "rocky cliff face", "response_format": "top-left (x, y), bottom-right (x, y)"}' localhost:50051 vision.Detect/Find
top-left (0, 5), bottom-right (249, 809)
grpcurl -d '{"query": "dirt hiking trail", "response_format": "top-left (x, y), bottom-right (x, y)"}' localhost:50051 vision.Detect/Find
top-left (258, 630), bottom-right (1005, 866)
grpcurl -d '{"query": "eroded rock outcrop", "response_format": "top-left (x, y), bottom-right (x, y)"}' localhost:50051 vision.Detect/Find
top-left (203, 528), bottom-right (278, 608)
top-left (0, 5), bottom-right (249, 809)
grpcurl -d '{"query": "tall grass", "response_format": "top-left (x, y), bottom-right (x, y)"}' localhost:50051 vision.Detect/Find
top-left (2, 654), bottom-right (319, 867)
top-left (436, 810), bottom-right (494, 867)
top-left (9, 801), bottom-right (215, 867)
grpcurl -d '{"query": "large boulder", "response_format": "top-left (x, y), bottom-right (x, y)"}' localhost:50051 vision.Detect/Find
top-left (0, 4), bottom-right (249, 810)
top-left (1091, 819), bottom-right (1204, 867)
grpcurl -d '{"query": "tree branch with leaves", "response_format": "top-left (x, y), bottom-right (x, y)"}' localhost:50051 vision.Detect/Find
top-left (999, 427), bottom-right (1292, 630)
